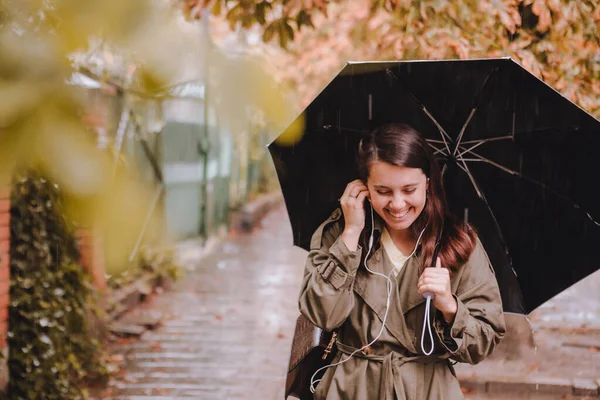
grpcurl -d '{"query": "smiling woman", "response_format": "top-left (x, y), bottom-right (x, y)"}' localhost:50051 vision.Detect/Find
top-left (297, 122), bottom-right (506, 400)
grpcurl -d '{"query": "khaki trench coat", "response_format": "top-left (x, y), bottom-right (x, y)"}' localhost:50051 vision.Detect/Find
top-left (299, 208), bottom-right (506, 400)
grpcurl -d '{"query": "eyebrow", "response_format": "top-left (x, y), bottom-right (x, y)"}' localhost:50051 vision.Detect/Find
top-left (374, 183), bottom-right (419, 189)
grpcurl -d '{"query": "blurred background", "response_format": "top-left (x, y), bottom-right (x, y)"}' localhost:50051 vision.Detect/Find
top-left (0, 0), bottom-right (598, 399)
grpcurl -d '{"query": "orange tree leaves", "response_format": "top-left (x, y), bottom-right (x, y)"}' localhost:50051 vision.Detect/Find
top-left (269, 0), bottom-right (600, 118)
top-left (182, 0), bottom-right (327, 47)
top-left (183, 0), bottom-right (600, 118)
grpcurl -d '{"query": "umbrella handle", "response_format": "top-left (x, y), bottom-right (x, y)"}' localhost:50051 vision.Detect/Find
top-left (421, 298), bottom-right (435, 355)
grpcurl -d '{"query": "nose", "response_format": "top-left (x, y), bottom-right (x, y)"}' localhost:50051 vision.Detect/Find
top-left (389, 192), bottom-right (406, 210)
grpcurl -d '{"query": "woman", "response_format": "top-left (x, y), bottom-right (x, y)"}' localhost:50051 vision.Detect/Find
top-left (298, 123), bottom-right (506, 399)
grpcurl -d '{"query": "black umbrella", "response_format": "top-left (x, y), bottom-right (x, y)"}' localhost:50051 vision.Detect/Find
top-left (268, 58), bottom-right (600, 315)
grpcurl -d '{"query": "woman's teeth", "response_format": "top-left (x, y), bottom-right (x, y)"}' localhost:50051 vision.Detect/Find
top-left (388, 209), bottom-right (409, 218)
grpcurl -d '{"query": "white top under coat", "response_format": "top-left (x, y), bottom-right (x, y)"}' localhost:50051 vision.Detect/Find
top-left (380, 227), bottom-right (409, 277)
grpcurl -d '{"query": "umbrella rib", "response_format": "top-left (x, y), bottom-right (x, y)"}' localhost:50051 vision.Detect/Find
top-left (428, 143), bottom-right (448, 156)
top-left (426, 139), bottom-right (447, 144)
top-left (464, 151), bottom-right (600, 227)
top-left (457, 140), bottom-right (486, 159)
top-left (457, 156), bottom-right (484, 200)
top-left (422, 109), bottom-right (451, 143)
top-left (455, 156), bottom-right (518, 280)
top-left (453, 65), bottom-right (502, 155)
top-left (459, 125), bottom-right (580, 145)
top-left (384, 69), bottom-right (452, 151)
top-left (453, 107), bottom-right (477, 155)
top-left (460, 158), bottom-right (519, 176)
top-left (422, 108), bottom-right (453, 154)
top-left (457, 136), bottom-right (513, 158)
top-left (460, 136), bottom-right (513, 145)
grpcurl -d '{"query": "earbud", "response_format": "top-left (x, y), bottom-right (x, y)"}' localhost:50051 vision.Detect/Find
top-left (368, 202), bottom-right (374, 248)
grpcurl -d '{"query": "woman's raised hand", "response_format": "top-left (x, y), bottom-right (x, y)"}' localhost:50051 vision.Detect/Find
top-left (340, 179), bottom-right (369, 251)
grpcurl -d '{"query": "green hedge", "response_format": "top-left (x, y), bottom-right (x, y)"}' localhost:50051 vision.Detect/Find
top-left (3, 171), bottom-right (108, 400)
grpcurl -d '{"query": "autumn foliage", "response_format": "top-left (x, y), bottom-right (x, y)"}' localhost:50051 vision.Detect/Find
top-left (185, 0), bottom-right (600, 119)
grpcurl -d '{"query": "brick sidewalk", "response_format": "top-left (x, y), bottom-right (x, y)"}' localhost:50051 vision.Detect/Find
top-left (98, 206), bottom-right (306, 399)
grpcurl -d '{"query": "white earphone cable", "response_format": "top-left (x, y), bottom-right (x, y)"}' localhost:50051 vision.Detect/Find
top-left (310, 205), bottom-right (426, 393)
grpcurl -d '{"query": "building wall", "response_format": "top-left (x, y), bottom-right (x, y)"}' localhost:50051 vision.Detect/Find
top-left (0, 187), bottom-right (10, 389)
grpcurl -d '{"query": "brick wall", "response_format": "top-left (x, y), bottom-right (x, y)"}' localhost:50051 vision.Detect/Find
top-left (0, 187), bottom-right (10, 390)
top-left (0, 188), bottom-right (10, 350)
top-left (77, 228), bottom-right (106, 292)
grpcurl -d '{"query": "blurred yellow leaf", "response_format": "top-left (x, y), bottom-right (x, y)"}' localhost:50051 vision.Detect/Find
top-left (53, 0), bottom-right (149, 52)
top-left (273, 115), bottom-right (305, 146)
top-left (35, 118), bottom-right (109, 198)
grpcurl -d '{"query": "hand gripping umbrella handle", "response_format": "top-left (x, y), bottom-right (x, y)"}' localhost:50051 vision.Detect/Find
top-left (421, 227), bottom-right (444, 355)
top-left (422, 234), bottom-right (443, 299)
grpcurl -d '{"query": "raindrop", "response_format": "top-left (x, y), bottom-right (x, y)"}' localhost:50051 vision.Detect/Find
top-left (39, 318), bottom-right (49, 327)
top-left (53, 288), bottom-right (65, 297)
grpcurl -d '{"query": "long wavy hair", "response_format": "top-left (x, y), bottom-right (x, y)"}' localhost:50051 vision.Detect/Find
top-left (357, 123), bottom-right (476, 271)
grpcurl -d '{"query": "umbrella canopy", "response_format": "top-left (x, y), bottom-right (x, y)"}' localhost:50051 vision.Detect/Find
top-left (268, 58), bottom-right (600, 315)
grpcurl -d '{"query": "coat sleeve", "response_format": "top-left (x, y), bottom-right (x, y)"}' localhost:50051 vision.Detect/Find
top-left (434, 239), bottom-right (506, 365)
top-left (298, 208), bottom-right (363, 331)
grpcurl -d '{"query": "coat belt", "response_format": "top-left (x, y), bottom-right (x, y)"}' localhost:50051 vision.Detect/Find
top-left (336, 342), bottom-right (448, 399)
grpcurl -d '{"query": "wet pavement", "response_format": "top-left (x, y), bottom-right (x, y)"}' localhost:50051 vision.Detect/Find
top-left (96, 204), bottom-right (600, 399)
top-left (96, 206), bottom-right (306, 399)
top-left (456, 269), bottom-right (600, 397)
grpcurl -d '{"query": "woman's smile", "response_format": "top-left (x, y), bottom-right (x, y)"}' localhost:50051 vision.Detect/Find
top-left (385, 207), bottom-right (412, 220)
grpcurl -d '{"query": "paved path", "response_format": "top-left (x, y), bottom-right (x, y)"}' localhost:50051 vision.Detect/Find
top-left (98, 206), bottom-right (306, 399)
top-left (456, 269), bottom-right (600, 398)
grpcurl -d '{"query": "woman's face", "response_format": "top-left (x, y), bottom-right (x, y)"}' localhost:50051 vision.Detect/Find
top-left (366, 161), bottom-right (428, 234)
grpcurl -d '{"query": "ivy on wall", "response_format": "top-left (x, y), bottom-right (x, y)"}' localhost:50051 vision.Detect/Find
top-left (4, 171), bottom-right (108, 400)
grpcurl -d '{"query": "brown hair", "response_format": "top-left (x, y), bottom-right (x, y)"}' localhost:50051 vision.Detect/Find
top-left (357, 123), bottom-right (476, 271)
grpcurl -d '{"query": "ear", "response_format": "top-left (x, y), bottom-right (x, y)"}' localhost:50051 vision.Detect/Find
top-left (363, 180), bottom-right (371, 201)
